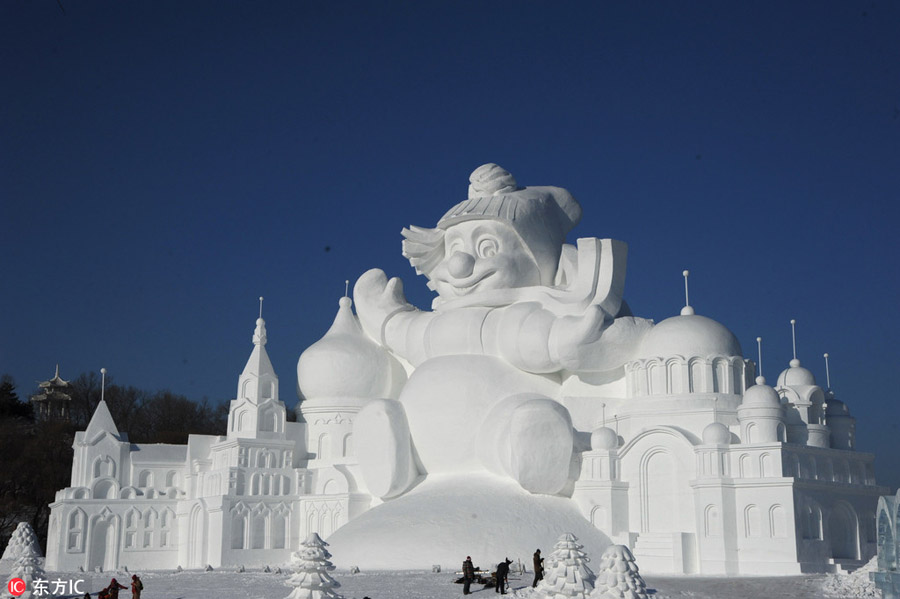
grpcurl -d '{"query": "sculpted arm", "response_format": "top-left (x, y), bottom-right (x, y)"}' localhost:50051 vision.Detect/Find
top-left (354, 269), bottom-right (610, 373)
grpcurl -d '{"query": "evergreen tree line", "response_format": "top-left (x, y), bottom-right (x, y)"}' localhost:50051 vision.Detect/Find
top-left (0, 372), bottom-right (231, 554)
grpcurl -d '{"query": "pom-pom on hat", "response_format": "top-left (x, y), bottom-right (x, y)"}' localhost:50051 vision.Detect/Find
top-left (437, 163), bottom-right (583, 286)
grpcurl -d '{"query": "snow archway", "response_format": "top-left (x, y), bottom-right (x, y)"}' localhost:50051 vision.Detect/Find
top-left (642, 448), bottom-right (677, 532)
top-left (828, 502), bottom-right (859, 560)
top-left (87, 511), bottom-right (118, 572)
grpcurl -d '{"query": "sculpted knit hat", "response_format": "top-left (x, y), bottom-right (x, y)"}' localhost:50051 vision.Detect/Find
top-left (437, 164), bottom-right (582, 285)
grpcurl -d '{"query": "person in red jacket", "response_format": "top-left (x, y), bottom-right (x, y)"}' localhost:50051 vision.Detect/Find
top-left (130, 575), bottom-right (143, 599)
top-left (105, 578), bottom-right (127, 599)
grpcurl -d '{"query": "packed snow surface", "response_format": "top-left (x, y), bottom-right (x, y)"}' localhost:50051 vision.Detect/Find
top-left (327, 473), bottom-right (611, 570)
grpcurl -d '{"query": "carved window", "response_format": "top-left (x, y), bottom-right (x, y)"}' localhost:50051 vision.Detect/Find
top-left (769, 505), bottom-right (787, 538)
top-left (143, 509), bottom-right (157, 548)
top-left (232, 515), bottom-right (245, 549)
top-left (744, 505), bottom-right (761, 537)
top-left (161, 509), bottom-right (175, 548)
top-left (66, 508), bottom-right (85, 552)
top-left (125, 509), bottom-right (140, 549)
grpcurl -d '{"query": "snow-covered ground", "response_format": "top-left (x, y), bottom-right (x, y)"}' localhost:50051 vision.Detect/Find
top-left (3, 566), bottom-right (880, 599)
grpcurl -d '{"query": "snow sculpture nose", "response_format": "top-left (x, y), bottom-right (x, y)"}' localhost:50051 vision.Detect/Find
top-left (447, 251), bottom-right (475, 279)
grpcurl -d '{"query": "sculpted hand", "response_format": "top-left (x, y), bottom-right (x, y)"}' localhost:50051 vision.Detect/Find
top-left (353, 268), bottom-right (414, 343)
top-left (549, 305), bottom-right (611, 371)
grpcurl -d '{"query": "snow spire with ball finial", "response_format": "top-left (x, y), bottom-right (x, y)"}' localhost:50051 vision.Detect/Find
top-left (681, 269), bottom-right (694, 316)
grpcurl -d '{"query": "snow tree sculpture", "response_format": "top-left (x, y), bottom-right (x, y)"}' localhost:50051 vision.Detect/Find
top-left (591, 545), bottom-right (648, 599)
top-left (3, 543), bottom-right (50, 599)
top-left (2, 522), bottom-right (42, 561)
top-left (536, 533), bottom-right (596, 599)
top-left (284, 533), bottom-right (343, 599)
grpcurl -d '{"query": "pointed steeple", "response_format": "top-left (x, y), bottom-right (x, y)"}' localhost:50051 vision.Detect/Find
top-left (228, 299), bottom-right (285, 439)
top-left (84, 400), bottom-right (119, 439)
top-left (238, 314), bottom-right (278, 402)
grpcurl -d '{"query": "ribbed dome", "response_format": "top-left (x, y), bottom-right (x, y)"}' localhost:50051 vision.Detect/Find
top-left (741, 377), bottom-right (782, 407)
top-left (776, 359), bottom-right (816, 387)
top-left (637, 314), bottom-right (742, 360)
top-left (590, 426), bottom-right (618, 450)
top-left (297, 297), bottom-right (406, 400)
top-left (702, 422), bottom-right (731, 445)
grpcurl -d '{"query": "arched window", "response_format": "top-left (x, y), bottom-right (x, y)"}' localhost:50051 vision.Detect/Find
top-left (272, 511), bottom-right (287, 549)
top-left (251, 511), bottom-right (266, 549)
top-left (231, 515), bottom-right (245, 549)
top-left (704, 505), bottom-right (721, 537)
top-left (67, 509), bottom-right (85, 552)
top-left (739, 454), bottom-right (752, 478)
top-left (138, 470), bottom-right (153, 488)
top-left (342, 433), bottom-right (354, 458)
top-left (760, 453), bottom-right (774, 478)
top-left (143, 509), bottom-right (158, 548)
top-left (744, 505), bottom-right (761, 537)
top-left (125, 509), bottom-right (140, 549)
top-left (318, 434), bottom-right (331, 461)
top-left (161, 509), bottom-right (175, 548)
top-left (769, 505), bottom-right (787, 538)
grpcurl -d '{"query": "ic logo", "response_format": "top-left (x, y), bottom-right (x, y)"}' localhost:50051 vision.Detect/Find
top-left (7, 578), bottom-right (26, 597)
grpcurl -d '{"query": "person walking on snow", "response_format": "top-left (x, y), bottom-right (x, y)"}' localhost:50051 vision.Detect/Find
top-left (130, 575), bottom-right (143, 599)
top-left (105, 579), bottom-right (127, 599)
top-left (532, 549), bottom-right (544, 588)
top-left (462, 555), bottom-right (475, 595)
top-left (495, 558), bottom-right (512, 594)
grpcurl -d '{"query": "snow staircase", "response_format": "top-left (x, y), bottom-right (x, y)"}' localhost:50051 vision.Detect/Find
top-left (829, 558), bottom-right (866, 574)
top-left (632, 532), bottom-right (697, 574)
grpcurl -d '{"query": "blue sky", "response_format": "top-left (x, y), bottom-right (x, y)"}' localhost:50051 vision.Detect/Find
top-left (2, 2), bottom-right (898, 487)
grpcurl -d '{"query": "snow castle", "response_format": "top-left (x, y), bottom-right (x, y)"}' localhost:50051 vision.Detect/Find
top-left (45, 164), bottom-right (887, 575)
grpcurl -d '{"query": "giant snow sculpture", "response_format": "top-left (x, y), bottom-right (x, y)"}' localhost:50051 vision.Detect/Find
top-left (45, 164), bottom-right (887, 575)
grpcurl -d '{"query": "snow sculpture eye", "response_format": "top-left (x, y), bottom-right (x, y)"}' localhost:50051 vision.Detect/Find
top-left (477, 237), bottom-right (499, 259)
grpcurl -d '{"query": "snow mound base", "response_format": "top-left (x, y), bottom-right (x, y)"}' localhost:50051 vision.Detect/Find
top-left (327, 473), bottom-right (610, 570)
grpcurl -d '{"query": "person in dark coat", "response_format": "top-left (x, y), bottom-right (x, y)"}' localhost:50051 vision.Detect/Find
top-left (106, 578), bottom-right (127, 599)
top-left (532, 549), bottom-right (544, 588)
top-left (462, 556), bottom-right (475, 595)
top-left (130, 575), bottom-right (143, 599)
top-left (495, 558), bottom-right (512, 594)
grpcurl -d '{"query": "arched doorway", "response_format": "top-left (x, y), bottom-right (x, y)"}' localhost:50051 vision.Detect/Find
top-left (829, 503), bottom-right (859, 560)
top-left (188, 504), bottom-right (208, 568)
top-left (641, 449), bottom-right (677, 532)
top-left (87, 514), bottom-right (118, 571)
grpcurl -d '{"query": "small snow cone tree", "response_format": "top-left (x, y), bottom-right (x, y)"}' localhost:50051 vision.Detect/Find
top-left (536, 533), bottom-right (596, 599)
top-left (591, 545), bottom-right (648, 599)
top-left (284, 533), bottom-right (343, 599)
top-left (3, 543), bottom-right (50, 599)
top-left (2, 522), bottom-right (42, 561)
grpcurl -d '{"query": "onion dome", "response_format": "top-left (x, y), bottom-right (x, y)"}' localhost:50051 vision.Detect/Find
top-left (702, 422), bottom-right (731, 445)
top-left (741, 376), bottom-right (782, 407)
top-left (636, 313), bottom-right (742, 360)
top-left (776, 358), bottom-right (816, 387)
top-left (590, 426), bottom-right (619, 451)
top-left (297, 296), bottom-right (406, 401)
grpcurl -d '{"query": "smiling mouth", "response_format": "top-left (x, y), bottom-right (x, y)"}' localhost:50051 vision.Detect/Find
top-left (445, 271), bottom-right (495, 295)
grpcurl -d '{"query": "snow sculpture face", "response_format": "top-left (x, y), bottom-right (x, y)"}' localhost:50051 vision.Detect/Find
top-left (426, 220), bottom-right (542, 299)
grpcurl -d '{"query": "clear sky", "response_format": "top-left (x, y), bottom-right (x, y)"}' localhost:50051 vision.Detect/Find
top-left (2, 2), bottom-right (898, 487)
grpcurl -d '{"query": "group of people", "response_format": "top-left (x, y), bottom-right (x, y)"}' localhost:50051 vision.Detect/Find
top-left (84, 575), bottom-right (143, 599)
top-left (460, 550), bottom-right (544, 595)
